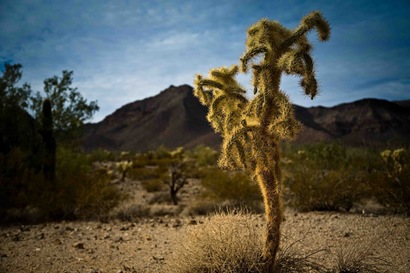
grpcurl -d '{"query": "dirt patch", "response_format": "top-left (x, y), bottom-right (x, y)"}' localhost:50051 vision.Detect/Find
top-left (1, 211), bottom-right (409, 273)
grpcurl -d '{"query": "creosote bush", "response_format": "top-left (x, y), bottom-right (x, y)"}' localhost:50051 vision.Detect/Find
top-left (282, 143), bottom-right (366, 212)
top-left (282, 143), bottom-right (410, 214)
top-left (33, 146), bottom-right (124, 220)
top-left (201, 167), bottom-right (263, 211)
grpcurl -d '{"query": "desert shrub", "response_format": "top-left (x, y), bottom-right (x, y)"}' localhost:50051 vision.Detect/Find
top-left (282, 143), bottom-right (368, 212)
top-left (0, 148), bottom-right (36, 210)
top-left (142, 179), bottom-right (165, 193)
top-left (370, 148), bottom-right (410, 215)
top-left (187, 145), bottom-right (219, 167)
top-left (128, 166), bottom-right (165, 180)
top-left (33, 146), bottom-right (124, 220)
top-left (201, 168), bottom-right (263, 210)
top-left (182, 199), bottom-right (224, 216)
top-left (166, 210), bottom-right (265, 273)
top-left (148, 192), bottom-right (171, 205)
top-left (87, 148), bottom-right (115, 162)
top-left (331, 244), bottom-right (391, 273)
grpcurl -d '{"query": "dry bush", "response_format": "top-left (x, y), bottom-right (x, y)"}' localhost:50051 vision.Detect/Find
top-left (167, 210), bottom-right (334, 273)
top-left (331, 244), bottom-right (391, 273)
top-left (166, 210), bottom-right (265, 273)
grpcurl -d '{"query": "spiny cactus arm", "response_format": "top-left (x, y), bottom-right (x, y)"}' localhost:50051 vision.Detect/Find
top-left (219, 125), bottom-right (262, 170)
top-left (193, 75), bottom-right (213, 106)
top-left (281, 11), bottom-right (330, 50)
top-left (240, 45), bottom-right (269, 73)
top-left (277, 42), bottom-right (319, 99)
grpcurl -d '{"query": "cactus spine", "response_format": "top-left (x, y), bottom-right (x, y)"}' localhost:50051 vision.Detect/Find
top-left (194, 11), bottom-right (330, 270)
top-left (41, 99), bottom-right (56, 183)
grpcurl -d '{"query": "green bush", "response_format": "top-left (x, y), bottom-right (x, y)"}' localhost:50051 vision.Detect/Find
top-left (282, 143), bottom-right (410, 214)
top-left (282, 143), bottom-right (368, 212)
top-left (187, 145), bottom-right (218, 167)
top-left (201, 168), bottom-right (262, 211)
top-left (33, 146), bottom-right (124, 220)
top-left (371, 148), bottom-right (410, 215)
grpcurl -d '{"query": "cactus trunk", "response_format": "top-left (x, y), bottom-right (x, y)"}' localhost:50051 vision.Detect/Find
top-left (41, 99), bottom-right (56, 183)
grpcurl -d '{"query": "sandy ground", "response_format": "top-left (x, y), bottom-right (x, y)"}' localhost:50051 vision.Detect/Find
top-left (1, 211), bottom-right (409, 273)
top-left (1, 177), bottom-right (409, 273)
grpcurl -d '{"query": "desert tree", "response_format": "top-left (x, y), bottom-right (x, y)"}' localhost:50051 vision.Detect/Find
top-left (31, 70), bottom-right (99, 144)
top-left (164, 147), bottom-right (189, 205)
top-left (194, 11), bottom-right (330, 271)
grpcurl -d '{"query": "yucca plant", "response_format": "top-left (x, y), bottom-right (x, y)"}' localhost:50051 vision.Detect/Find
top-left (194, 11), bottom-right (330, 271)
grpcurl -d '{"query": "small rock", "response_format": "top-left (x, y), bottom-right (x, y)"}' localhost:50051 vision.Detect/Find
top-left (114, 236), bottom-right (123, 243)
top-left (188, 219), bottom-right (197, 225)
top-left (36, 233), bottom-right (45, 240)
top-left (344, 232), bottom-right (352, 238)
top-left (65, 226), bottom-right (74, 232)
top-left (153, 255), bottom-right (164, 261)
top-left (11, 234), bottom-right (20, 241)
top-left (20, 225), bottom-right (30, 232)
top-left (73, 242), bottom-right (85, 249)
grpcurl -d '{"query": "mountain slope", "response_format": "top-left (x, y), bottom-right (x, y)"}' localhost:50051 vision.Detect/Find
top-left (83, 85), bottom-right (220, 151)
top-left (82, 85), bottom-right (410, 151)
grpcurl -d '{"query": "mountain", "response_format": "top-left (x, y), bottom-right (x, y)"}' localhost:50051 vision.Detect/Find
top-left (82, 85), bottom-right (221, 152)
top-left (82, 85), bottom-right (410, 152)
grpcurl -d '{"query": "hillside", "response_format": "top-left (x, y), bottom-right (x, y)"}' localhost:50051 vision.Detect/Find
top-left (82, 85), bottom-right (410, 151)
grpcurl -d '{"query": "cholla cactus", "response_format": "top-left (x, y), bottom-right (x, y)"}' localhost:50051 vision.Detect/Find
top-left (194, 11), bottom-right (330, 270)
top-left (41, 99), bottom-right (56, 183)
top-left (381, 148), bottom-right (406, 175)
top-left (116, 160), bottom-right (133, 181)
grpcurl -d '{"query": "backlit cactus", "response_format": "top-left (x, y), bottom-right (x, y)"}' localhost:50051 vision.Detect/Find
top-left (41, 99), bottom-right (56, 183)
top-left (194, 11), bottom-right (330, 270)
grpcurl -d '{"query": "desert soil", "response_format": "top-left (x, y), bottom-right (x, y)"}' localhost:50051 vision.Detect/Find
top-left (1, 178), bottom-right (409, 273)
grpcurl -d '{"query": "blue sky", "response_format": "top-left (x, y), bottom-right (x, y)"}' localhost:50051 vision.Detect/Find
top-left (1, 0), bottom-right (409, 122)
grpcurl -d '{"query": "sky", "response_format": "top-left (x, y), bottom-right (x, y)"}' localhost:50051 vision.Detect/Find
top-left (1, 0), bottom-right (409, 122)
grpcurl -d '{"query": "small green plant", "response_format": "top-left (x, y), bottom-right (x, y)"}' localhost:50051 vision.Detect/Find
top-left (194, 11), bottom-right (330, 269)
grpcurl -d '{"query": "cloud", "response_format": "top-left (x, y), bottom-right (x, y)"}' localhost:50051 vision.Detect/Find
top-left (1, 0), bottom-right (409, 122)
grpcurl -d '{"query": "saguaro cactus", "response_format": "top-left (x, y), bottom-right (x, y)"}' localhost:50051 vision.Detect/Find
top-left (193, 11), bottom-right (330, 270)
top-left (41, 99), bottom-right (56, 183)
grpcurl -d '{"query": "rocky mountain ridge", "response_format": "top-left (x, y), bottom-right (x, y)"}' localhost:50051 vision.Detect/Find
top-left (82, 85), bottom-right (410, 151)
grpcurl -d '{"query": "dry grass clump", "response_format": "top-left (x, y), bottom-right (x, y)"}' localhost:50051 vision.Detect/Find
top-left (274, 237), bottom-right (327, 273)
top-left (331, 244), bottom-right (391, 273)
top-left (166, 210), bottom-right (265, 273)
